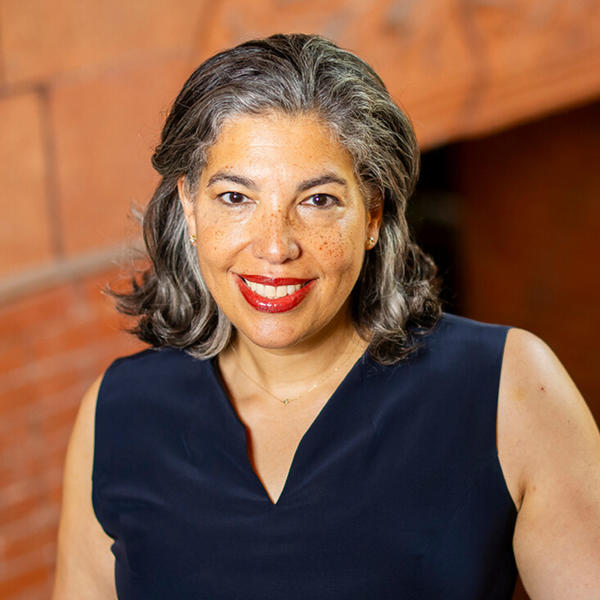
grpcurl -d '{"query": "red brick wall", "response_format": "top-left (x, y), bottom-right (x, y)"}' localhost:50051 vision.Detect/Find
top-left (1, 2), bottom-right (600, 598)
top-left (0, 269), bottom-right (144, 599)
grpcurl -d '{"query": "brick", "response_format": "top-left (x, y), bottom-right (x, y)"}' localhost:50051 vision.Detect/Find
top-left (80, 266), bottom-right (134, 317)
top-left (196, 0), bottom-right (353, 51)
top-left (50, 55), bottom-right (192, 256)
top-left (9, 580), bottom-right (52, 600)
top-left (83, 271), bottom-right (150, 342)
top-left (0, 285), bottom-right (78, 339)
top-left (38, 401), bottom-right (79, 443)
top-left (38, 461), bottom-right (68, 498)
top-left (0, 0), bottom-right (208, 86)
top-left (3, 527), bottom-right (56, 561)
top-left (47, 481), bottom-right (64, 510)
top-left (191, 0), bottom-right (474, 146)
top-left (0, 500), bottom-right (57, 538)
top-left (30, 316), bottom-right (117, 363)
top-left (0, 469), bottom-right (45, 507)
top-left (36, 375), bottom-right (87, 417)
top-left (0, 93), bottom-right (54, 278)
top-left (0, 489), bottom-right (46, 529)
top-left (0, 442), bottom-right (47, 489)
top-left (0, 351), bottom-right (82, 402)
top-left (0, 380), bottom-right (37, 417)
top-left (0, 274), bottom-right (144, 404)
top-left (0, 342), bottom-right (28, 377)
top-left (0, 415), bottom-right (32, 460)
top-left (195, 0), bottom-right (600, 148)
top-left (0, 564), bottom-right (52, 599)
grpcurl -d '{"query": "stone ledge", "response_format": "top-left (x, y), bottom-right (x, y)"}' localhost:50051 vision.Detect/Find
top-left (0, 241), bottom-right (145, 304)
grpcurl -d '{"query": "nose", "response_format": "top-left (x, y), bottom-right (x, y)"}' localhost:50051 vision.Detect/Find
top-left (250, 210), bottom-right (301, 264)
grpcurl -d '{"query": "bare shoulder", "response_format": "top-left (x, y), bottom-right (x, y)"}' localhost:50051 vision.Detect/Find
top-left (498, 328), bottom-right (600, 599)
top-left (499, 327), bottom-right (583, 404)
top-left (498, 328), bottom-right (599, 506)
top-left (52, 375), bottom-right (116, 599)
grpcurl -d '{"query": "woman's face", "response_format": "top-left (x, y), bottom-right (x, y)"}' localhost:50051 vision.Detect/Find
top-left (179, 111), bottom-right (382, 351)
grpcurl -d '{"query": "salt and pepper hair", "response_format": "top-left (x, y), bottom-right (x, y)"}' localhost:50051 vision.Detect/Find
top-left (113, 33), bottom-right (441, 364)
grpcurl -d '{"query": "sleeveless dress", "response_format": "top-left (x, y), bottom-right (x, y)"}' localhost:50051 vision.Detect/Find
top-left (92, 313), bottom-right (517, 599)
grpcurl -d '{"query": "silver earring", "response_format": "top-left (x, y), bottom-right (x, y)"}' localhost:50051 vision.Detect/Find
top-left (367, 236), bottom-right (376, 248)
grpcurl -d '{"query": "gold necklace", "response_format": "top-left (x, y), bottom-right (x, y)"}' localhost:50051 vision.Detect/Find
top-left (230, 334), bottom-right (363, 406)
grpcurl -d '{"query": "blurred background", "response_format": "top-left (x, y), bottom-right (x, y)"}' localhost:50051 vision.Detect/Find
top-left (1, 1), bottom-right (599, 598)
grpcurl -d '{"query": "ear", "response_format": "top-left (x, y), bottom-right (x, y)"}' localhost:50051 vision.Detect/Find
top-left (366, 193), bottom-right (384, 247)
top-left (177, 175), bottom-right (197, 238)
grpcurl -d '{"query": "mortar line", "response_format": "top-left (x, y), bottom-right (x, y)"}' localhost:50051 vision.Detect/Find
top-left (38, 83), bottom-right (64, 260)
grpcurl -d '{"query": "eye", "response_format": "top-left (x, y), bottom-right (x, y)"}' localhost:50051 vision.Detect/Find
top-left (302, 193), bottom-right (339, 209)
top-left (218, 191), bottom-right (248, 205)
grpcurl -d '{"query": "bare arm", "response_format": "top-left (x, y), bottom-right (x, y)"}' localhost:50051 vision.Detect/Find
top-left (52, 376), bottom-right (117, 599)
top-left (498, 329), bottom-right (600, 599)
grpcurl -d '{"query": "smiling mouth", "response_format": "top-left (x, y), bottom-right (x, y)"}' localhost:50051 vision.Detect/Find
top-left (243, 279), bottom-right (306, 299)
top-left (236, 274), bottom-right (315, 313)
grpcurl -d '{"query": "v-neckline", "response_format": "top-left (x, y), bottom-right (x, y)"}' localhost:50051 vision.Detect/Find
top-left (208, 350), bottom-right (369, 506)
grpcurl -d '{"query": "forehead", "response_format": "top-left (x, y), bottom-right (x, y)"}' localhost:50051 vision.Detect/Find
top-left (203, 111), bottom-right (357, 176)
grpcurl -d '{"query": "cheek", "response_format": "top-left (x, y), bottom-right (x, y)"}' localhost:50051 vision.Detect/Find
top-left (315, 232), bottom-right (344, 260)
top-left (195, 210), bottom-right (231, 254)
top-left (193, 228), bottom-right (232, 287)
top-left (313, 227), bottom-right (364, 273)
top-left (199, 228), bottom-right (227, 253)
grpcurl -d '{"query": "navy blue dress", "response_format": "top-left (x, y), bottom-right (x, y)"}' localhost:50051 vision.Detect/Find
top-left (93, 313), bottom-right (517, 598)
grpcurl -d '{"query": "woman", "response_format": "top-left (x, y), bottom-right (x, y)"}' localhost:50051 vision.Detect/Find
top-left (53, 34), bottom-right (600, 599)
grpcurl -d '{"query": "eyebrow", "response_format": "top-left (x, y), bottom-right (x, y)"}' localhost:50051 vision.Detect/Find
top-left (296, 174), bottom-right (347, 193)
top-left (206, 172), bottom-right (257, 189)
top-left (206, 171), bottom-right (348, 193)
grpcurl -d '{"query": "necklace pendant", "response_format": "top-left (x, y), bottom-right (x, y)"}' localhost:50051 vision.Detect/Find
top-left (282, 398), bottom-right (291, 406)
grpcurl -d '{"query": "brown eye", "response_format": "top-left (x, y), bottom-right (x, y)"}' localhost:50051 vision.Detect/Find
top-left (304, 194), bottom-right (338, 208)
top-left (219, 192), bottom-right (247, 205)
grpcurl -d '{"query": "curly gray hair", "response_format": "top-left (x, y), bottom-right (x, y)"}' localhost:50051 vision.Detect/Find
top-left (113, 33), bottom-right (441, 364)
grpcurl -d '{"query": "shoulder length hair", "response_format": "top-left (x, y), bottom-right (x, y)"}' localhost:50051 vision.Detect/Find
top-left (113, 33), bottom-right (441, 364)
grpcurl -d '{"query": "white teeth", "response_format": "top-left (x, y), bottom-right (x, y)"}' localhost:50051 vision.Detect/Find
top-left (244, 279), bottom-right (303, 299)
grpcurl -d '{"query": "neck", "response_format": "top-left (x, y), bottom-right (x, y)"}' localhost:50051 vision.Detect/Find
top-left (222, 315), bottom-right (367, 394)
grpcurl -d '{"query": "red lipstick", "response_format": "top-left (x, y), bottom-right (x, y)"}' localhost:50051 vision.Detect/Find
top-left (239, 274), bottom-right (309, 286)
top-left (235, 275), bottom-right (315, 313)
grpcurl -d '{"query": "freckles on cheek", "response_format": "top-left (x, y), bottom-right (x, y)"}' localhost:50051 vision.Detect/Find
top-left (315, 230), bottom-right (353, 261)
top-left (197, 227), bottom-right (226, 253)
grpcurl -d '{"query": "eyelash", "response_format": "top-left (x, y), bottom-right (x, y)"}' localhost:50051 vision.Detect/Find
top-left (302, 194), bottom-right (340, 209)
top-left (216, 191), bottom-right (340, 209)
top-left (218, 191), bottom-right (248, 205)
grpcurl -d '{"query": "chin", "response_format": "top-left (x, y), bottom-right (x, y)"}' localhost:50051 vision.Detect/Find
top-left (235, 319), bottom-right (314, 350)
top-left (242, 331), bottom-right (304, 351)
